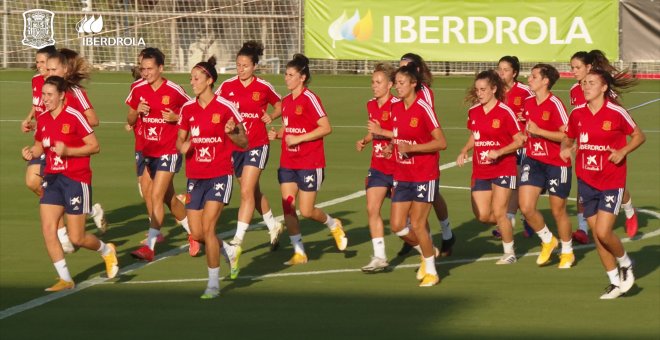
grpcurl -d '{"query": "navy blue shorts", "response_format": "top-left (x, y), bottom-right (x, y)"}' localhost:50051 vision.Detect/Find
top-left (392, 179), bottom-right (438, 203)
top-left (40, 174), bottom-right (91, 215)
top-left (578, 179), bottom-right (623, 218)
top-left (365, 168), bottom-right (394, 189)
top-left (232, 145), bottom-right (269, 178)
top-left (515, 147), bottom-right (527, 166)
top-left (471, 176), bottom-right (517, 191)
top-left (278, 168), bottom-right (324, 192)
top-left (135, 151), bottom-right (147, 177)
top-left (145, 153), bottom-right (182, 179)
top-left (519, 157), bottom-right (572, 198)
top-left (27, 153), bottom-right (46, 176)
top-left (185, 175), bottom-right (233, 210)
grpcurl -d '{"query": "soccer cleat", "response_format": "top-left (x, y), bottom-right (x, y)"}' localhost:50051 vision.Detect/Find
top-left (361, 256), bottom-right (389, 273)
top-left (416, 256), bottom-right (426, 280)
top-left (572, 229), bottom-right (590, 245)
top-left (269, 222), bottom-right (285, 251)
top-left (625, 210), bottom-right (638, 238)
top-left (536, 236), bottom-right (558, 266)
top-left (284, 252), bottom-right (308, 265)
top-left (200, 286), bottom-right (219, 300)
top-left (397, 242), bottom-right (413, 256)
top-left (102, 243), bottom-right (119, 279)
top-left (140, 233), bottom-right (165, 245)
top-left (91, 203), bottom-right (108, 234)
top-left (418, 273), bottom-right (440, 287)
top-left (229, 236), bottom-right (243, 247)
top-left (45, 278), bottom-right (75, 292)
top-left (496, 252), bottom-right (517, 265)
top-left (188, 235), bottom-right (201, 257)
top-left (600, 284), bottom-right (623, 299)
top-left (558, 252), bottom-right (575, 269)
top-left (522, 219), bottom-right (534, 238)
top-left (491, 228), bottom-right (502, 239)
top-left (330, 219), bottom-right (348, 251)
top-left (229, 245), bottom-right (242, 279)
top-left (440, 234), bottom-right (456, 257)
top-left (130, 245), bottom-right (154, 262)
top-left (60, 239), bottom-right (75, 254)
top-left (619, 264), bottom-right (635, 293)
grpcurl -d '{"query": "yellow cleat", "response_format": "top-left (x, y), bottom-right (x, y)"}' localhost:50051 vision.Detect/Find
top-left (102, 243), bottom-right (119, 279)
top-left (419, 274), bottom-right (440, 287)
top-left (45, 278), bottom-right (75, 292)
top-left (416, 256), bottom-right (426, 281)
top-left (330, 219), bottom-right (348, 251)
top-left (284, 252), bottom-right (308, 265)
top-left (536, 236), bottom-right (558, 266)
top-left (558, 252), bottom-right (575, 269)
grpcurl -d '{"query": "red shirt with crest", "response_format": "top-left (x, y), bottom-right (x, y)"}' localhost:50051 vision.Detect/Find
top-left (279, 88), bottom-right (327, 169)
top-left (366, 95), bottom-right (398, 175)
top-left (522, 93), bottom-right (570, 167)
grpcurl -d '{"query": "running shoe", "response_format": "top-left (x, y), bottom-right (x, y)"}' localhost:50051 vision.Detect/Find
top-left (269, 222), bottom-right (285, 251)
top-left (188, 234), bottom-right (201, 257)
top-left (45, 278), bottom-right (75, 292)
top-left (102, 243), bottom-right (119, 279)
top-left (416, 256), bottom-right (426, 280)
top-left (537, 236), bottom-right (558, 266)
top-left (419, 274), bottom-right (440, 287)
top-left (440, 234), bottom-right (456, 257)
top-left (361, 256), bottom-right (389, 273)
top-left (619, 264), bottom-right (635, 293)
top-left (625, 210), bottom-right (639, 238)
top-left (330, 219), bottom-right (348, 251)
top-left (229, 245), bottom-right (241, 279)
top-left (130, 245), bottom-right (154, 262)
top-left (496, 252), bottom-right (517, 265)
top-left (558, 252), bottom-right (575, 269)
top-left (91, 203), bottom-right (108, 234)
top-left (200, 286), bottom-right (219, 300)
top-left (284, 252), bottom-right (308, 265)
top-left (600, 284), bottom-right (622, 299)
top-left (572, 229), bottom-right (590, 244)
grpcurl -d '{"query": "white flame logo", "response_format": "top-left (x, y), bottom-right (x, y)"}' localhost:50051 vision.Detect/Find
top-left (579, 132), bottom-right (588, 143)
top-left (191, 126), bottom-right (200, 137)
top-left (76, 15), bottom-right (103, 34)
top-left (473, 130), bottom-right (481, 140)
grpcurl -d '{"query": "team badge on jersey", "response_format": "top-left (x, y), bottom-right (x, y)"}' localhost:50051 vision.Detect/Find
top-left (212, 113), bottom-right (221, 124)
top-left (410, 117), bottom-right (418, 127)
top-left (295, 105), bottom-right (303, 115)
top-left (602, 121), bottom-right (612, 131)
top-left (514, 97), bottom-right (522, 106)
top-left (542, 111), bottom-right (551, 121)
top-left (252, 92), bottom-right (260, 101)
top-left (492, 119), bottom-right (500, 129)
top-left (61, 124), bottom-right (70, 134)
top-left (161, 96), bottom-right (170, 105)
top-left (381, 111), bottom-right (390, 121)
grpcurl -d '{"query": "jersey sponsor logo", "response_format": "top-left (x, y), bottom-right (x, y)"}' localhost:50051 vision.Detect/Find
top-left (161, 96), bottom-right (170, 105)
top-left (602, 120), bottom-right (612, 131)
top-left (252, 92), bottom-right (261, 101)
top-left (542, 111), bottom-right (550, 121)
top-left (190, 126), bottom-right (200, 137)
top-left (143, 117), bottom-right (165, 124)
top-left (195, 145), bottom-right (214, 163)
top-left (241, 112), bottom-right (261, 119)
top-left (295, 105), bottom-right (303, 115)
top-left (579, 144), bottom-right (608, 151)
top-left (410, 117), bottom-right (418, 127)
top-left (50, 154), bottom-right (66, 171)
top-left (212, 114), bottom-right (221, 124)
top-left (145, 126), bottom-right (161, 141)
top-left (492, 119), bottom-right (500, 129)
top-left (582, 154), bottom-right (602, 171)
top-left (474, 140), bottom-right (501, 147)
top-left (61, 124), bottom-right (70, 134)
top-left (43, 137), bottom-right (51, 148)
top-left (514, 97), bottom-right (522, 106)
top-left (579, 132), bottom-right (589, 143)
top-left (472, 130), bottom-right (480, 140)
top-left (478, 150), bottom-right (493, 165)
top-left (285, 127), bottom-right (307, 134)
top-left (282, 116), bottom-right (289, 127)
top-left (192, 136), bottom-right (223, 144)
top-left (381, 111), bottom-right (390, 121)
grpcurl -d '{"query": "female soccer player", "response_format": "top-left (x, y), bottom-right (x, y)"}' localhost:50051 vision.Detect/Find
top-left (495, 56), bottom-right (534, 239)
top-left (398, 53), bottom-right (454, 257)
top-left (388, 63), bottom-right (446, 287)
top-left (216, 41), bottom-right (284, 250)
top-left (570, 50), bottom-right (639, 241)
top-left (268, 53), bottom-right (347, 265)
top-left (177, 57), bottom-right (246, 299)
top-left (21, 76), bottom-right (118, 291)
top-left (126, 48), bottom-right (196, 261)
top-left (519, 64), bottom-right (573, 268)
top-left (457, 70), bottom-right (523, 265)
top-left (356, 63), bottom-right (397, 273)
top-left (560, 69), bottom-right (645, 299)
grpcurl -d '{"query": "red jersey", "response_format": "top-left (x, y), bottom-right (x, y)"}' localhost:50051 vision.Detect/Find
top-left (522, 93), bottom-right (570, 167)
top-left (32, 74), bottom-right (46, 116)
top-left (366, 95), bottom-right (398, 175)
top-left (178, 95), bottom-right (244, 179)
top-left (417, 83), bottom-right (435, 110)
top-left (468, 101), bottom-right (521, 179)
top-left (128, 79), bottom-right (147, 151)
top-left (215, 76), bottom-right (281, 149)
top-left (65, 86), bottom-right (93, 116)
top-left (125, 78), bottom-right (191, 157)
top-left (391, 96), bottom-right (440, 182)
top-left (566, 100), bottom-right (636, 190)
top-left (505, 82), bottom-right (534, 130)
top-left (279, 88), bottom-right (327, 169)
top-left (570, 82), bottom-right (585, 107)
top-left (35, 105), bottom-right (94, 183)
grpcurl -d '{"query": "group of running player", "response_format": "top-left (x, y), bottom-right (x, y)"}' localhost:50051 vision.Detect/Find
top-left (21, 42), bottom-right (644, 299)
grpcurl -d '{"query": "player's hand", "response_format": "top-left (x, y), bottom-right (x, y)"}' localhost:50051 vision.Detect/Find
top-left (487, 149), bottom-right (500, 160)
top-left (161, 108), bottom-right (179, 122)
top-left (21, 120), bottom-right (35, 133)
top-left (285, 135), bottom-right (300, 147)
top-left (261, 110), bottom-right (273, 124)
top-left (21, 146), bottom-right (33, 161)
top-left (53, 142), bottom-right (67, 156)
top-left (526, 120), bottom-right (539, 135)
top-left (367, 119), bottom-right (382, 135)
top-left (356, 139), bottom-right (366, 151)
top-left (457, 151), bottom-right (469, 167)
top-left (559, 148), bottom-right (572, 162)
top-left (268, 127), bottom-right (278, 140)
top-left (397, 142), bottom-right (412, 155)
top-left (124, 124), bottom-right (133, 132)
top-left (137, 99), bottom-right (150, 114)
top-left (607, 146), bottom-right (626, 164)
top-left (180, 141), bottom-right (191, 155)
top-left (224, 119), bottom-right (237, 134)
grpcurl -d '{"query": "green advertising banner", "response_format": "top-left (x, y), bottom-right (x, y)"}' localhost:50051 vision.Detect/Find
top-left (304, 0), bottom-right (618, 62)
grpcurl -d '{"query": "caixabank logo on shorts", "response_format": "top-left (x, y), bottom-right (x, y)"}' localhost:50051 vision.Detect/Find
top-left (77, 14), bottom-right (145, 46)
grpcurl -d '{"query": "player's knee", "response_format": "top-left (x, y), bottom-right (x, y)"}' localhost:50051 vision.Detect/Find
top-left (281, 196), bottom-right (295, 215)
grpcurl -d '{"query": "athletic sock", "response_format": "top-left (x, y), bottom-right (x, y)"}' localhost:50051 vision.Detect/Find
top-left (325, 214), bottom-right (337, 230)
top-left (89, 206), bottom-right (97, 218)
top-left (616, 252), bottom-right (632, 268)
top-left (577, 213), bottom-right (588, 233)
top-left (234, 221), bottom-right (249, 241)
top-left (147, 228), bottom-right (160, 250)
top-left (372, 237), bottom-right (386, 259)
top-left (178, 217), bottom-right (191, 234)
top-left (424, 256), bottom-right (437, 276)
top-left (53, 259), bottom-right (73, 282)
top-left (561, 240), bottom-right (573, 254)
top-left (96, 241), bottom-right (112, 256)
top-left (220, 240), bottom-right (231, 262)
top-left (413, 245), bottom-right (422, 255)
top-left (207, 267), bottom-right (220, 289)
top-left (290, 234), bottom-right (305, 255)
top-left (502, 241), bottom-right (514, 254)
top-left (262, 210), bottom-right (277, 231)
top-left (606, 269), bottom-right (620, 286)
top-left (440, 219), bottom-right (453, 240)
top-left (536, 225), bottom-right (553, 244)
top-left (507, 213), bottom-right (516, 228)
top-left (57, 227), bottom-right (70, 245)
top-left (621, 199), bottom-right (635, 219)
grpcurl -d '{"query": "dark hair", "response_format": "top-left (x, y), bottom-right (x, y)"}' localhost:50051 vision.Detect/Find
top-left (373, 62), bottom-right (395, 82)
top-left (395, 62), bottom-right (423, 93)
top-left (43, 75), bottom-right (69, 94)
top-left (572, 50), bottom-right (638, 90)
top-left (36, 45), bottom-right (57, 57)
top-left (400, 53), bottom-right (432, 86)
top-left (48, 48), bottom-right (91, 88)
top-left (465, 70), bottom-right (506, 105)
top-left (286, 53), bottom-right (311, 86)
top-left (141, 47), bottom-right (165, 66)
top-left (532, 63), bottom-right (560, 90)
top-left (498, 55), bottom-right (520, 81)
top-left (587, 69), bottom-right (637, 105)
top-left (131, 47), bottom-right (159, 80)
top-left (194, 56), bottom-right (218, 87)
top-left (237, 40), bottom-right (264, 65)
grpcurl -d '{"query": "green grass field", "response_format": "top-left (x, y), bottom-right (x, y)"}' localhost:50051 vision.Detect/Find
top-left (1, 70), bottom-right (659, 339)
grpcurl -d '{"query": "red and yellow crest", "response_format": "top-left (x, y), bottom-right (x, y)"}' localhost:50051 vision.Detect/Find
top-left (295, 105), bottom-right (303, 115)
top-left (602, 120), bottom-right (612, 131)
top-left (514, 97), bottom-right (522, 106)
top-left (410, 117), bottom-right (419, 128)
top-left (212, 113), bottom-right (221, 124)
top-left (161, 96), bottom-right (170, 105)
top-left (542, 111), bottom-right (551, 121)
top-left (61, 124), bottom-right (70, 134)
top-left (492, 119), bottom-right (500, 129)
top-left (252, 92), bottom-right (261, 101)
top-left (381, 111), bottom-right (390, 121)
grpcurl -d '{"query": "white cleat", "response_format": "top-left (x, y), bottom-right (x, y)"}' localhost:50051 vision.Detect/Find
top-left (495, 252), bottom-right (517, 265)
top-left (91, 203), bottom-right (108, 234)
top-left (600, 284), bottom-right (623, 299)
top-left (619, 265), bottom-right (635, 293)
top-left (361, 256), bottom-right (389, 273)
top-left (269, 222), bottom-right (285, 251)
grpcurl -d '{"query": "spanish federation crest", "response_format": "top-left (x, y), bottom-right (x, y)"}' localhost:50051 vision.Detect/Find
top-left (22, 9), bottom-right (56, 49)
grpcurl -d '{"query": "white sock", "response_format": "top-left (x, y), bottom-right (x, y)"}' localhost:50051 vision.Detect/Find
top-left (502, 241), bottom-right (514, 254)
top-left (507, 213), bottom-right (516, 228)
top-left (208, 267), bottom-right (219, 289)
top-left (262, 210), bottom-right (276, 231)
top-left (290, 234), bottom-right (305, 255)
top-left (235, 221), bottom-right (249, 240)
top-left (147, 228), bottom-right (160, 250)
top-left (372, 237), bottom-right (386, 259)
top-left (606, 269), bottom-right (620, 286)
top-left (561, 240), bottom-right (573, 254)
top-left (424, 256), bottom-right (437, 275)
top-left (57, 227), bottom-right (70, 244)
top-left (621, 199), bottom-right (635, 219)
top-left (413, 245), bottom-right (422, 255)
top-left (536, 226), bottom-right (553, 244)
top-left (325, 214), bottom-right (337, 230)
top-left (577, 213), bottom-right (588, 232)
top-left (616, 252), bottom-right (632, 268)
top-left (178, 217), bottom-right (191, 234)
top-left (96, 241), bottom-right (112, 256)
top-left (89, 206), bottom-right (97, 218)
top-left (440, 219), bottom-right (453, 240)
top-left (220, 241), bottom-right (231, 262)
top-left (53, 259), bottom-right (73, 282)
